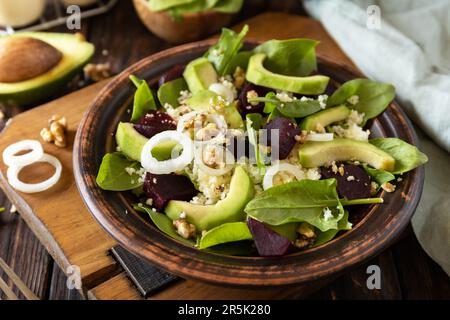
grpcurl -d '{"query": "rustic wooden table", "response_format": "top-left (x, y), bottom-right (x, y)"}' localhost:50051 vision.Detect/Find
top-left (0, 0), bottom-right (449, 300)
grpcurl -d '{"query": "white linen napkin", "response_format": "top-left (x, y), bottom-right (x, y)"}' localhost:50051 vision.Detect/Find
top-left (304, 0), bottom-right (450, 276)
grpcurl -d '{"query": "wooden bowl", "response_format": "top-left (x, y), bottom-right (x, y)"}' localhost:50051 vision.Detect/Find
top-left (74, 39), bottom-right (424, 287)
top-left (133, 0), bottom-right (235, 43)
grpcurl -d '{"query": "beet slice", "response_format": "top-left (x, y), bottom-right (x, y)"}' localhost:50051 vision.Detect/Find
top-left (144, 172), bottom-right (197, 211)
top-left (158, 64), bottom-right (185, 87)
top-left (262, 117), bottom-right (299, 160)
top-left (238, 82), bottom-right (270, 115)
top-left (226, 135), bottom-right (254, 160)
top-left (133, 111), bottom-right (176, 138)
top-left (247, 218), bottom-right (293, 257)
top-left (321, 164), bottom-right (371, 200)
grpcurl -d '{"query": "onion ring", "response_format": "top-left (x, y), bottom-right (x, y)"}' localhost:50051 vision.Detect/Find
top-left (305, 133), bottom-right (334, 142)
top-left (263, 163), bottom-right (305, 190)
top-left (208, 83), bottom-right (235, 104)
top-left (141, 130), bottom-right (194, 174)
top-left (2, 140), bottom-right (43, 167)
top-left (194, 144), bottom-right (235, 176)
top-left (6, 153), bottom-right (62, 193)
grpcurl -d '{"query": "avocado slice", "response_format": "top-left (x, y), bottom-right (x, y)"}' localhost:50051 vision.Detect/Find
top-left (246, 53), bottom-right (329, 95)
top-left (301, 105), bottom-right (351, 131)
top-left (0, 32), bottom-right (94, 106)
top-left (165, 166), bottom-right (254, 231)
top-left (299, 138), bottom-right (395, 171)
top-left (183, 57), bottom-right (218, 94)
top-left (185, 90), bottom-right (244, 129)
top-left (115, 122), bottom-right (178, 162)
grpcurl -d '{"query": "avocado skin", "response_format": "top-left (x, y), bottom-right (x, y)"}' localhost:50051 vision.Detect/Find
top-left (246, 53), bottom-right (329, 95)
top-left (0, 32), bottom-right (94, 106)
top-left (299, 138), bottom-right (396, 171)
top-left (165, 166), bottom-right (254, 231)
top-left (301, 105), bottom-right (351, 131)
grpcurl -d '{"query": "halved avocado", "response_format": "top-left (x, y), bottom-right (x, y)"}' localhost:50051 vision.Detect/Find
top-left (165, 166), bottom-right (254, 231)
top-left (115, 122), bottom-right (178, 162)
top-left (299, 138), bottom-right (395, 171)
top-left (185, 90), bottom-right (244, 129)
top-left (246, 53), bottom-right (329, 95)
top-left (183, 57), bottom-right (218, 94)
top-left (301, 105), bottom-right (351, 131)
top-left (0, 32), bottom-right (94, 106)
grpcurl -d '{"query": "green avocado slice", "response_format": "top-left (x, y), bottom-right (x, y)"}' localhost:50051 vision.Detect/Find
top-left (0, 32), bottom-right (94, 106)
top-left (299, 138), bottom-right (396, 171)
top-left (301, 105), bottom-right (351, 131)
top-left (165, 166), bottom-right (254, 231)
top-left (183, 57), bottom-right (218, 94)
top-left (246, 53), bottom-right (329, 95)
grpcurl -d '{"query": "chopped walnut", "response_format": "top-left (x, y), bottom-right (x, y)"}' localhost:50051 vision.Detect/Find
top-left (295, 223), bottom-right (316, 249)
top-left (315, 123), bottom-right (326, 133)
top-left (294, 130), bottom-right (308, 144)
top-left (40, 115), bottom-right (68, 148)
top-left (173, 219), bottom-right (196, 239)
top-left (246, 90), bottom-right (259, 106)
top-left (84, 63), bottom-right (111, 82)
top-left (381, 182), bottom-right (396, 193)
top-left (370, 181), bottom-right (379, 195)
top-left (331, 161), bottom-right (338, 174)
top-left (233, 66), bottom-right (246, 89)
top-left (338, 165), bottom-right (345, 176)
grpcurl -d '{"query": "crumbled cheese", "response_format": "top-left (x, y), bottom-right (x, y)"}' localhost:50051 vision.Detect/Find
top-left (152, 178), bottom-right (157, 184)
top-left (276, 91), bottom-right (294, 103)
top-left (347, 175), bottom-right (355, 181)
top-left (300, 96), bottom-right (313, 102)
top-left (318, 94), bottom-right (328, 109)
top-left (331, 161), bottom-right (338, 174)
top-left (178, 90), bottom-right (192, 105)
top-left (246, 90), bottom-right (259, 106)
top-left (347, 110), bottom-right (364, 125)
top-left (323, 207), bottom-right (333, 221)
top-left (125, 167), bottom-right (136, 175)
top-left (381, 182), bottom-right (396, 192)
top-left (347, 95), bottom-right (360, 105)
top-left (179, 211), bottom-right (186, 219)
top-left (145, 198), bottom-right (153, 206)
top-left (233, 66), bottom-right (246, 89)
top-left (371, 181), bottom-right (379, 194)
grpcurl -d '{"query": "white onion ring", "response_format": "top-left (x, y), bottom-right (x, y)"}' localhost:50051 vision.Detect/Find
top-left (2, 140), bottom-right (43, 167)
top-left (141, 130), bottom-right (194, 174)
top-left (305, 133), bottom-right (334, 142)
top-left (263, 163), bottom-right (304, 190)
top-left (194, 144), bottom-right (235, 176)
top-left (6, 154), bottom-right (62, 193)
top-left (208, 83), bottom-right (234, 104)
top-left (176, 111), bottom-right (227, 144)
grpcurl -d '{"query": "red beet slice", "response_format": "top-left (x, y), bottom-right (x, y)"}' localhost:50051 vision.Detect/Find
top-left (158, 64), bottom-right (185, 87)
top-left (238, 82), bottom-right (270, 115)
top-left (144, 172), bottom-right (197, 211)
top-left (262, 117), bottom-right (299, 160)
top-left (134, 111), bottom-right (176, 138)
top-left (321, 164), bottom-right (371, 200)
top-left (247, 218), bottom-right (293, 257)
top-left (226, 135), bottom-right (254, 161)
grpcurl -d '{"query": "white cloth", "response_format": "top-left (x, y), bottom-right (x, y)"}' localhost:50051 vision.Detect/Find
top-left (304, 0), bottom-right (450, 276)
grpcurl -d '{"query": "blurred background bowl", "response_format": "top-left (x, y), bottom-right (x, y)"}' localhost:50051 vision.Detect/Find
top-left (133, 0), bottom-right (236, 43)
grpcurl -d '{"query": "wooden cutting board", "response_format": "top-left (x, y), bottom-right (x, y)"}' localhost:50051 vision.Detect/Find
top-left (0, 13), bottom-right (355, 299)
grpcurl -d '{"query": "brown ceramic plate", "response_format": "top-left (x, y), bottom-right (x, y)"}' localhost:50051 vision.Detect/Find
top-left (74, 39), bottom-right (424, 287)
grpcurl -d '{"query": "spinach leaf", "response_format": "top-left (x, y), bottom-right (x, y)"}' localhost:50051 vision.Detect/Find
top-left (363, 165), bottom-right (395, 186)
top-left (246, 113), bottom-right (265, 172)
top-left (251, 95), bottom-right (322, 118)
top-left (129, 75), bottom-right (157, 122)
top-left (134, 204), bottom-right (195, 246)
top-left (370, 138), bottom-right (428, 174)
top-left (254, 39), bottom-right (318, 77)
top-left (227, 50), bottom-right (253, 73)
top-left (327, 79), bottom-right (395, 125)
top-left (313, 210), bottom-right (352, 247)
top-left (268, 222), bottom-right (299, 242)
top-left (157, 77), bottom-right (188, 108)
top-left (149, 0), bottom-right (196, 12)
top-left (198, 222), bottom-right (253, 249)
top-left (204, 25), bottom-right (249, 75)
top-left (96, 152), bottom-right (143, 191)
top-left (245, 179), bottom-right (345, 232)
top-left (211, 0), bottom-right (244, 13)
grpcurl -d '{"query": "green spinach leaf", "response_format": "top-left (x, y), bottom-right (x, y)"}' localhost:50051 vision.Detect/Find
top-left (211, 0), bottom-right (244, 13)
top-left (198, 222), bottom-right (253, 249)
top-left (134, 204), bottom-right (195, 246)
top-left (363, 165), bottom-right (395, 186)
top-left (313, 210), bottom-right (352, 247)
top-left (370, 138), bottom-right (428, 174)
top-left (246, 113), bottom-right (265, 172)
top-left (227, 50), bottom-right (253, 73)
top-left (251, 95), bottom-right (322, 118)
top-left (129, 75), bottom-right (157, 122)
top-left (96, 152), bottom-right (143, 191)
top-left (149, 0), bottom-right (196, 12)
top-left (205, 25), bottom-right (249, 75)
top-left (254, 39), bottom-right (318, 77)
top-left (157, 77), bottom-right (187, 108)
top-left (327, 79), bottom-right (395, 125)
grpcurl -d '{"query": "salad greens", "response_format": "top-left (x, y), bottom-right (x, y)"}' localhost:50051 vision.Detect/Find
top-left (363, 165), bottom-right (395, 187)
top-left (327, 79), bottom-right (395, 125)
top-left (370, 138), bottom-right (428, 174)
top-left (157, 78), bottom-right (188, 108)
top-left (129, 75), bottom-right (157, 122)
top-left (254, 39), bottom-right (318, 77)
top-left (245, 113), bottom-right (265, 172)
top-left (96, 153), bottom-right (143, 191)
top-left (251, 95), bottom-right (322, 118)
top-left (313, 210), bottom-right (352, 247)
top-left (205, 24), bottom-right (249, 75)
top-left (198, 222), bottom-right (253, 249)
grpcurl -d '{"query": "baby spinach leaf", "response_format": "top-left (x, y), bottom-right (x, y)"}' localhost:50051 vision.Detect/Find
top-left (96, 152), bottom-right (143, 191)
top-left (251, 95), bottom-right (322, 118)
top-left (157, 77), bottom-right (188, 108)
top-left (205, 25), bottom-right (249, 75)
top-left (254, 39), bottom-right (318, 77)
top-left (129, 75), bottom-right (157, 123)
top-left (227, 50), bottom-right (253, 73)
top-left (313, 210), bottom-right (352, 247)
top-left (363, 165), bottom-right (395, 186)
top-left (149, 0), bottom-right (196, 12)
top-left (327, 79), bottom-right (395, 125)
top-left (134, 204), bottom-right (195, 246)
top-left (245, 179), bottom-right (345, 232)
top-left (370, 138), bottom-right (428, 174)
top-left (198, 222), bottom-right (253, 249)
top-left (212, 0), bottom-right (244, 13)
top-left (268, 222), bottom-right (299, 242)
top-left (246, 113), bottom-right (265, 172)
